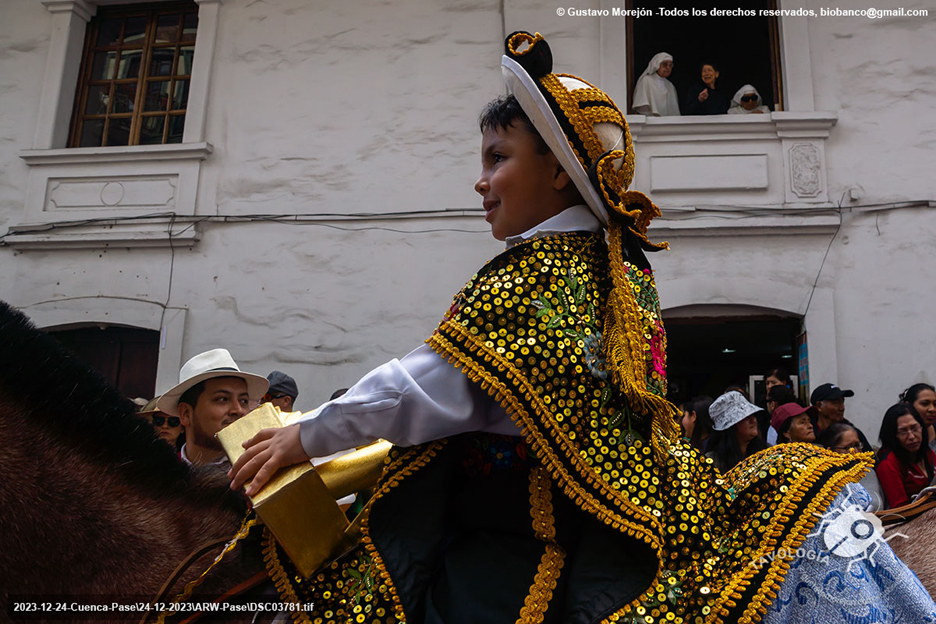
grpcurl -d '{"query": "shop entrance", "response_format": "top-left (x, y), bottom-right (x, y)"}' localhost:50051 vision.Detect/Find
top-left (663, 305), bottom-right (803, 408)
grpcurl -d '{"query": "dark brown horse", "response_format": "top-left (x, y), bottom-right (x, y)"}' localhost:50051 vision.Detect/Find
top-left (0, 302), bottom-right (268, 623)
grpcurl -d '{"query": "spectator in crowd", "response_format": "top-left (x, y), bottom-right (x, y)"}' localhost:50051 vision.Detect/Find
top-left (765, 385), bottom-right (797, 444)
top-left (876, 403), bottom-right (936, 508)
top-left (681, 395), bottom-right (714, 452)
top-left (764, 367), bottom-right (792, 394)
top-left (138, 395), bottom-right (184, 451)
top-left (818, 422), bottom-right (887, 511)
top-left (706, 391), bottom-right (769, 473)
top-left (771, 403), bottom-right (816, 444)
top-left (810, 382), bottom-right (873, 452)
top-left (264, 371), bottom-right (299, 413)
top-left (632, 52), bottom-right (680, 117)
top-left (727, 85), bottom-right (771, 115)
top-left (156, 349), bottom-right (268, 468)
top-left (684, 62), bottom-right (729, 115)
top-left (330, 388), bottom-right (350, 401)
top-left (901, 383), bottom-right (936, 452)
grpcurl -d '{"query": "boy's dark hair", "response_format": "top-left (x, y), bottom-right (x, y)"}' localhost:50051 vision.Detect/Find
top-left (479, 95), bottom-right (550, 155)
top-left (179, 381), bottom-right (206, 410)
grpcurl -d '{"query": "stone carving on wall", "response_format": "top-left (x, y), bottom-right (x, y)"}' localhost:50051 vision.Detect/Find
top-left (789, 143), bottom-right (822, 198)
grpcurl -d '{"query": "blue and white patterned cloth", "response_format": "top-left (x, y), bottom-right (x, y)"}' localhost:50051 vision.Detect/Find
top-left (763, 483), bottom-right (936, 623)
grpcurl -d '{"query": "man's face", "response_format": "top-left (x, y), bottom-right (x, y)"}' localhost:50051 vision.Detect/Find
top-left (816, 397), bottom-right (846, 422)
top-left (179, 377), bottom-right (250, 451)
top-left (475, 124), bottom-right (565, 241)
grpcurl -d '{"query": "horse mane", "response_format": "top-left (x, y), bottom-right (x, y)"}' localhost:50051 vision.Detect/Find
top-left (0, 301), bottom-right (233, 498)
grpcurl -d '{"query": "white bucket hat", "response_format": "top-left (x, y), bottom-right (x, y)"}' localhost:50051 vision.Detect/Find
top-left (709, 391), bottom-right (763, 431)
top-left (156, 348), bottom-right (269, 416)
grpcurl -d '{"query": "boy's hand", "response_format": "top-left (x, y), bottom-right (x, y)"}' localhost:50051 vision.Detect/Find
top-left (228, 424), bottom-right (310, 497)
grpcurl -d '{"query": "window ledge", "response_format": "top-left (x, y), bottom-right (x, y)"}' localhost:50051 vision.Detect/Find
top-left (20, 142), bottom-right (212, 165)
top-left (628, 111), bottom-right (838, 142)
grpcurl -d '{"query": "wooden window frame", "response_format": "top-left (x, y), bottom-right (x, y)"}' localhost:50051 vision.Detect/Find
top-left (68, 1), bottom-right (199, 148)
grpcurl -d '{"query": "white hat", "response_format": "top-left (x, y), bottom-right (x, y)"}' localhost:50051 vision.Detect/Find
top-left (156, 348), bottom-right (269, 416)
top-left (709, 391), bottom-right (763, 431)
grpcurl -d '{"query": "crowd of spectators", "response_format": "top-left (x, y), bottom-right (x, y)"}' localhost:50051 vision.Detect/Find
top-left (680, 370), bottom-right (936, 512)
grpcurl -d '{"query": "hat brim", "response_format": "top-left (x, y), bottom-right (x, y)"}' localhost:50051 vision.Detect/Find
top-left (501, 56), bottom-right (610, 226)
top-left (713, 405), bottom-right (765, 432)
top-left (156, 370), bottom-right (269, 416)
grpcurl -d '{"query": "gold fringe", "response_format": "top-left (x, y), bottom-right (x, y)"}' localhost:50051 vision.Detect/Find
top-left (263, 529), bottom-right (310, 624)
top-left (360, 441), bottom-right (446, 621)
top-left (516, 468), bottom-right (565, 624)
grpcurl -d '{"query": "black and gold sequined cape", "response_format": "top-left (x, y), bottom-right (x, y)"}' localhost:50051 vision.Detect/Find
top-left (264, 229), bottom-right (872, 624)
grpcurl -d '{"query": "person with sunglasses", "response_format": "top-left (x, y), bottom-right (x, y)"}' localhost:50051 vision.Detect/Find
top-left (263, 370), bottom-right (299, 413)
top-left (817, 422), bottom-right (887, 511)
top-left (727, 84), bottom-right (771, 115)
top-left (876, 403), bottom-right (936, 508)
top-left (138, 396), bottom-right (184, 450)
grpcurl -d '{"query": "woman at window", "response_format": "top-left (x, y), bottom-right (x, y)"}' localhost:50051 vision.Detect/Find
top-left (684, 62), bottom-right (729, 115)
top-left (876, 403), bottom-right (936, 508)
top-left (818, 422), bottom-right (887, 511)
top-left (900, 383), bottom-right (936, 452)
top-left (632, 52), bottom-right (680, 117)
top-left (705, 391), bottom-right (769, 473)
top-left (727, 84), bottom-right (771, 115)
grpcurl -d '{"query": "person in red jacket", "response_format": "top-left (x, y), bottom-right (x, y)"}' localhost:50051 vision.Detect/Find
top-left (876, 403), bottom-right (936, 507)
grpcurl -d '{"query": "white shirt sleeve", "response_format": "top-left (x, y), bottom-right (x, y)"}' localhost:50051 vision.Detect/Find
top-left (297, 343), bottom-right (520, 458)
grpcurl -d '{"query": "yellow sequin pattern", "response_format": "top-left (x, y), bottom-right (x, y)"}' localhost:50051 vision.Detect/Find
top-left (427, 232), bottom-right (872, 624)
top-left (263, 231), bottom-right (870, 624)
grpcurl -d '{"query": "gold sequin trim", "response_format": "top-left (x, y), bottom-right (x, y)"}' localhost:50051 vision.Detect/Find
top-left (516, 467), bottom-right (565, 624)
top-left (360, 441), bottom-right (446, 620)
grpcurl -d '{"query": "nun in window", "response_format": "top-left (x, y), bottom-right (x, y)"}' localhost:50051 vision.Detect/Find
top-left (728, 84), bottom-right (771, 115)
top-left (632, 52), bottom-right (681, 117)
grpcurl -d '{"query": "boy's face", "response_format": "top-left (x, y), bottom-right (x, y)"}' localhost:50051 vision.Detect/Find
top-left (475, 123), bottom-right (568, 241)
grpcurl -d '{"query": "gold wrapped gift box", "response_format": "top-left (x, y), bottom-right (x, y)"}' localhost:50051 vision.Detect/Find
top-left (217, 403), bottom-right (390, 578)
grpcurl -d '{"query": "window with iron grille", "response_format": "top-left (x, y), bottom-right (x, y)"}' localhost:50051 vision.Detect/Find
top-left (69, 2), bottom-right (198, 147)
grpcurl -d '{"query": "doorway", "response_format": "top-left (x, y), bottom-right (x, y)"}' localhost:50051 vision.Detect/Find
top-left (51, 325), bottom-right (159, 400)
top-left (663, 306), bottom-right (802, 407)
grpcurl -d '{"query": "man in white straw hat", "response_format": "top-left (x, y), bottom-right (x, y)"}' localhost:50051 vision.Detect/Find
top-left (157, 348), bottom-right (268, 467)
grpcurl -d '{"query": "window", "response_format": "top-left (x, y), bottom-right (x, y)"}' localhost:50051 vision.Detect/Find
top-left (625, 0), bottom-right (783, 113)
top-left (69, 2), bottom-right (199, 147)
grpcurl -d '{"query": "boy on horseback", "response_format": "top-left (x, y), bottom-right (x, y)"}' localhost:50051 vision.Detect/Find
top-left (230, 32), bottom-right (936, 624)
